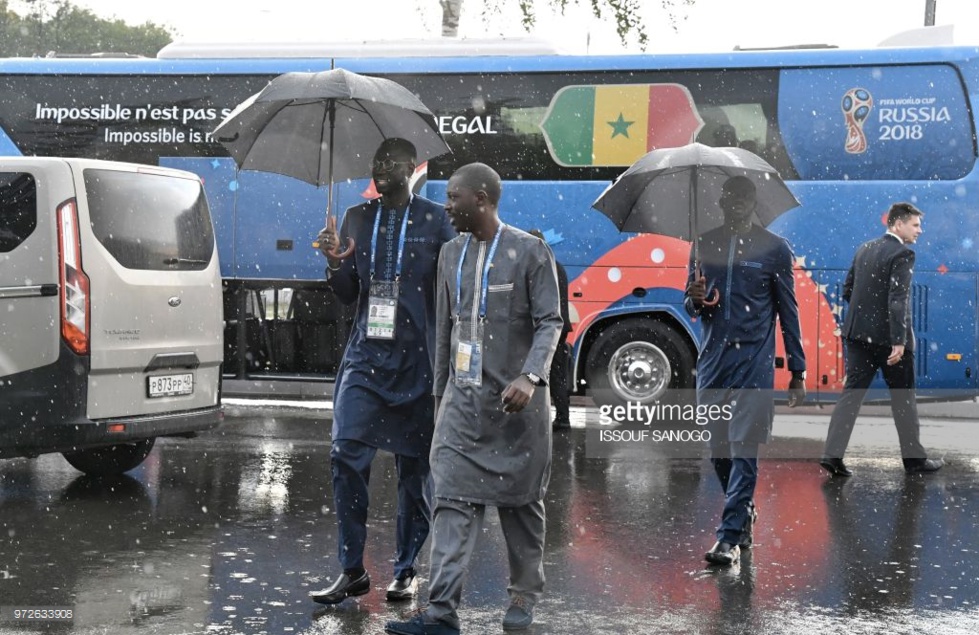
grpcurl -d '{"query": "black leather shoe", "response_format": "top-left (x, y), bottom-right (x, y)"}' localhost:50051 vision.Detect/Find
top-left (386, 610), bottom-right (460, 635)
top-left (905, 458), bottom-right (944, 474)
top-left (309, 571), bottom-right (370, 604)
top-left (819, 457), bottom-right (853, 477)
top-left (705, 541), bottom-right (740, 566)
top-left (386, 572), bottom-right (418, 601)
top-left (739, 504), bottom-right (758, 549)
top-left (552, 418), bottom-right (571, 430)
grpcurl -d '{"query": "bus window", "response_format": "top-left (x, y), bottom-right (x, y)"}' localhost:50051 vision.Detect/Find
top-left (778, 64), bottom-right (975, 180)
top-left (400, 67), bottom-right (795, 182)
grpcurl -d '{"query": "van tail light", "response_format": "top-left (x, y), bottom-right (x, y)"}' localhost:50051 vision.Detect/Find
top-left (57, 199), bottom-right (90, 355)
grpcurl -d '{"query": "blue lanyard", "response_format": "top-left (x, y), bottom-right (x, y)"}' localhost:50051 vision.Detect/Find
top-left (456, 224), bottom-right (504, 320)
top-left (369, 199), bottom-right (411, 280)
top-left (724, 234), bottom-right (736, 321)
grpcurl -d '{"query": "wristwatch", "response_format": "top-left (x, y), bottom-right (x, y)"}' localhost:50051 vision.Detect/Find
top-left (525, 372), bottom-right (543, 386)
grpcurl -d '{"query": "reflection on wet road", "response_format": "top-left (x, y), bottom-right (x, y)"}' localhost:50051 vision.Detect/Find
top-left (1, 403), bottom-right (977, 634)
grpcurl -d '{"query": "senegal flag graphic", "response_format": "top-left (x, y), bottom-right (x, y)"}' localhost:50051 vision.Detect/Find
top-left (540, 83), bottom-right (704, 167)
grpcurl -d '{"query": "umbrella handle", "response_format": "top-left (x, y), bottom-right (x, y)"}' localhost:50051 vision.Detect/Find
top-left (703, 287), bottom-right (720, 306)
top-left (310, 236), bottom-right (354, 259)
top-left (328, 237), bottom-right (355, 260)
top-left (311, 213), bottom-right (356, 259)
top-left (694, 263), bottom-right (720, 307)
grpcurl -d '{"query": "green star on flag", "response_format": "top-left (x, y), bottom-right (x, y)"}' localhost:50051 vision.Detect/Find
top-left (608, 113), bottom-right (634, 138)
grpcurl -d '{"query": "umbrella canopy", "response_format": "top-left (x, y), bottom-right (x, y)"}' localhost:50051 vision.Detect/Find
top-left (591, 142), bottom-right (800, 240)
top-left (212, 68), bottom-right (450, 188)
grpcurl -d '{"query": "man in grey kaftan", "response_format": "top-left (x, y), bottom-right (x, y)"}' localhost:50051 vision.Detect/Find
top-left (385, 163), bottom-right (562, 635)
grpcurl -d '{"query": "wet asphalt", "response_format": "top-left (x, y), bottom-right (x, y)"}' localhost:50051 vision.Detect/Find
top-left (0, 400), bottom-right (978, 634)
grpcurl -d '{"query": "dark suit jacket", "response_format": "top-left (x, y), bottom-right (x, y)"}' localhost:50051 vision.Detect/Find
top-left (555, 259), bottom-right (571, 339)
top-left (841, 233), bottom-right (915, 351)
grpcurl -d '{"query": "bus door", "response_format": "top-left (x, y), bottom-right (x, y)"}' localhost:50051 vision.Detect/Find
top-left (911, 272), bottom-right (979, 398)
top-left (810, 269), bottom-right (847, 400)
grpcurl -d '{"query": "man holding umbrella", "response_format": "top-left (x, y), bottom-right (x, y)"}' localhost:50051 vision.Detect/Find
top-left (309, 137), bottom-right (455, 603)
top-left (685, 175), bottom-right (807, 566)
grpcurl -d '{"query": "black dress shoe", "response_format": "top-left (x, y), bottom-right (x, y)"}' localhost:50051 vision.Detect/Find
top-left (819, 457), bottom-right (853, 477)
top-left (309, 571), bottom-right (370, 604)
top-left (705, 541), bottom-right (740, 566)
top-left (551, 418), bottom-right (571, 430)
top-left (386, 572), bottom-right (418, 601)
top-left (905, 457), bottom-right (944, 474)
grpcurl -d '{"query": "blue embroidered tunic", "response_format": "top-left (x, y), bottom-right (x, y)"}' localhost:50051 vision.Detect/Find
top-left (327, 195), bottom-right (456, 456)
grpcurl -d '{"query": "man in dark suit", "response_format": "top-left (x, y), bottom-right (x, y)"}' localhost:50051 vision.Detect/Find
top-left (530, 229), bottom-right (572, 430)
top-left (820, 202), bottom-right (943, 477)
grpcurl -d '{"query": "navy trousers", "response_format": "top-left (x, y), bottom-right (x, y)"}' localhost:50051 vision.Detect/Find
top-left (710, 440), bottom-right (759, 545)
top-left (331, 438), bottom-right (432, 578)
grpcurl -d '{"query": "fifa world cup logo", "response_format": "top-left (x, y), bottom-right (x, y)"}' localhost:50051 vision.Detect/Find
top-left (841, 88), bottom-right (873, 154)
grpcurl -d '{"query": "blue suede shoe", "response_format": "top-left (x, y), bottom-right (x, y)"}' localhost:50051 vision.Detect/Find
top-left (502, 596), bottom-right (534, 630)
top-left (385, 610), bottom-right (460, 635)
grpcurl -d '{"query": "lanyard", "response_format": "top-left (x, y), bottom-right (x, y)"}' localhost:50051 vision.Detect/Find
top-left (369, 199), bottom-right (411, 280)
top-left (724, 234), bottom-right (736, 321)
top-left (455, 224), bottom-right (504, 320)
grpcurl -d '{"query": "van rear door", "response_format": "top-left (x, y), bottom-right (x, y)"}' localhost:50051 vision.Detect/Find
top-left (0, 162), bottom-right (67, 379)
top-left (72, 162), bottom-right (223, 419)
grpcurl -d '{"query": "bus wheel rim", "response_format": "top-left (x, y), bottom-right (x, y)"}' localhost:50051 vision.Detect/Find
top-left (607, 341), bottom-right (671, 402)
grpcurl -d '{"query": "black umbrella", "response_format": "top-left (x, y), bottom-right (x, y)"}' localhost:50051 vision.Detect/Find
top-left (212, 68), bottom-right (450, 256)
top-left (592, 142), bottom-right (800, 304)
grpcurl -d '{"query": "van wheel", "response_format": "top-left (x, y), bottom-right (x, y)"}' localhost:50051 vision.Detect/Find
top-left (62, 439), bottom-right (156, 476)
top-left (586, 319), bottom-right (695, 409)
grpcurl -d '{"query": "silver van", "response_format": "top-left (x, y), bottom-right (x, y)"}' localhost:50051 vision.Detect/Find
top-left (0, 158), bottom-right (223, 475)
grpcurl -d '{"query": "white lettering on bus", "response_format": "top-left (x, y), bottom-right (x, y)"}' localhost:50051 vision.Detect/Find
top-left (877, 106), bottom-right (951, 123)
top-left (437, 116), bottom-right (498, 135)
top-left (877, 97), bottom-right (938, 106)
top-left (104, 128), bottom-right (186, 145)
top-left (35, 103), bottom-right (132, 124)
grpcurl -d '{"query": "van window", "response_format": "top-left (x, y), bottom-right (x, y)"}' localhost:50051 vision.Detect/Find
top-left (0, 172), bottom-right (37, 252)
top-left (83, 169), bottom-right (214, 270)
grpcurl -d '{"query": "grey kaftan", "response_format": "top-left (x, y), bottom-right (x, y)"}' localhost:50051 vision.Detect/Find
top-left (431, 225), bottom-right (563, 507)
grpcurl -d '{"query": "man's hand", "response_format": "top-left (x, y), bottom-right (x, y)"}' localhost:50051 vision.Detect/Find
top-left (314, 215), bottom-right (354, 263)
top-left (787, 374), bottom-right (806, 407)
top-left (501, 375), bottom-right (535, 414)
top-left (887, 344), bottom-right (905, 366)
top-left (686, 274), bottom-right (708, 306)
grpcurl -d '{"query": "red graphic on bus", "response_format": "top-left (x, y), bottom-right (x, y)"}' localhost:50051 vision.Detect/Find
top-left (567, 234), bottom-right (842, 393)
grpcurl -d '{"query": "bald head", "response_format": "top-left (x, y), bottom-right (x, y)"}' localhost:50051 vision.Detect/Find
top-left (445, 162), bottom-right (503, 239)
top-left (451, 162), bottom-right (502, 206)
top-left (376, 137), bottom-right (417, 161)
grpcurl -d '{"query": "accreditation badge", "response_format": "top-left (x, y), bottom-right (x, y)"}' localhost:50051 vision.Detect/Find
top-left (367, 280), bottom-right (399, 340)
top-left (454, 320), bottom-right (484, 387)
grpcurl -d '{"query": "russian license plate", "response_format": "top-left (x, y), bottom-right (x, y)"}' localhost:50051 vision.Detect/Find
top-left (147, 373), bottom-right (194, 398)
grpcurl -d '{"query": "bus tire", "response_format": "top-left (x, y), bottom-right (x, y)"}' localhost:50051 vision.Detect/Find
top-left (586, 318), bottom-right (695, 409)
top-left (62, 438), bottom-right (156, 476)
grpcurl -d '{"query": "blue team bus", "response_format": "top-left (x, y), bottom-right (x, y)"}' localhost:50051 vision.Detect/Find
top-left (1, 38), bottom-right (977, 406)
